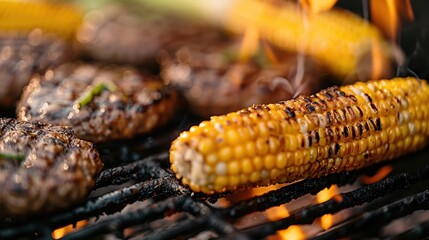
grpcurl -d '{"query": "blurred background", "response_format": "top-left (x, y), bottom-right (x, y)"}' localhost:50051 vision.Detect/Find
top-left (1, 0), bottom-right (428, 117)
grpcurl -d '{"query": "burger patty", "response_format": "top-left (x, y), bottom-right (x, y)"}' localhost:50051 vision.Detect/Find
top-left (77, 4), bottom-right (207, 65)
top-left (161, 36), bottom-right (322, 117)
top-left (0, 118), bottom-right (103, 218)
top-left (0, 29), bottom-right (73, 107)
top-left (17, 63), bottom-right (176, 142)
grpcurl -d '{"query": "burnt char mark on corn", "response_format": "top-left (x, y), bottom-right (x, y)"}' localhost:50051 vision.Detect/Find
top-left (0, 118), bottom-right (103, 217)
top-left (170, 78), bottom-right (429, 194)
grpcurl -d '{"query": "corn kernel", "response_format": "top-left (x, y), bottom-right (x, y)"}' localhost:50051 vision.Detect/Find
top-left (256, 138), bottom-right (269, 155)
top-left (226, 130), bottom-right (241, 145)
top-left (198, 138), bottom-right (215, 154)
top-left (268, 137), bottom-right (280, 153)
top-left (214, 176), bottom-right (228, 192)
top-left (229, 176), bottom-right (241, 187)
top-left (270, 169), bottom-right (281, 179)
top-left (206, 154), bottom-right (218, 166)
top-left (276, 152), bottom-right (288, 169)
top-left (264, 155), bottom-right (276, 169)
top-left (242, 158), bottom-right (254, 174)
top-left (253, 156), bottom-right (264, 171)
top-left (250, 172), bottom-right (261, 183)
top-left (285, 135), bottom-right (298, 151)
top-left (218, 147), bottom-right (233, 162)
top-left (234, 145), bottom-right (246, 159)
top-left (258, 122), bottom-right (269, 137)
top-left (245, 141), bottom-right (257, 156)
top-left (240, 174), bottom-right (249, 184)
top-left (228, 161), bottom-right (240, 175)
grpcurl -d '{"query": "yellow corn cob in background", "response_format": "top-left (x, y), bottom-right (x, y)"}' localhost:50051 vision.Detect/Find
top-left (139, 0), bottom-right (395, 80)
top-left (0, 0), bottom-right (82, 39)
top-left (170, 77), bottom-right (429, 194)
top-left (225, 0), bottom-right (394, 80)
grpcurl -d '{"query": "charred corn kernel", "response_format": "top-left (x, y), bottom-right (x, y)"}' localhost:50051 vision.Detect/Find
top-left (0, 1), bottom-right (82, 39)
top-left (171, 78), bottom-right (429, 194)
top-left (226, 0), bottom-right (393, 79)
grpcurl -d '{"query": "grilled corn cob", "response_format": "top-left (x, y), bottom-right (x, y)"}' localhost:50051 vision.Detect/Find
top-left (225, 0), bottom-right (393, 79)
top-left (139, 0), bottom-right (393, 79)
top-left (0, 0), bottom-right (82, 39)
top-left (170, 77), bottom-right (429, 193)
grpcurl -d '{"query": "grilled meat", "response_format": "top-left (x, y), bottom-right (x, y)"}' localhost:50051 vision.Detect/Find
top-left (160, 36), bottom-right (322, 117)
top-left (0, 30), bottom-right (74, 107)
top-left (17, 63), bottom-right (176, 142)
top-left (77, 4), bottom-right (208, 65)
top-left (0, 118), bottom-right (103, 217)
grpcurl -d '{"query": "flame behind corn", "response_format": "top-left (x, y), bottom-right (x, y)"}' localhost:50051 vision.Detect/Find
top-left (0, 0), bottom-right (82, 39)
top-left (170, 78), bottom-right (429, 194)
top-left (225, 0), bottom-right (393, 80)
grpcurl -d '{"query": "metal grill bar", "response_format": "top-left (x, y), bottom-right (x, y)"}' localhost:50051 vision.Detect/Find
top-left (1, 148), bottom-right (429, 240)
top-left (221, 170), bottom-right (360, 218)
top-left (311, 190), bottom-right (429, 240)
top-left (61, 195), bottom-right (198, 240)
top-left (143, 214), bottom-right (241, 240)
top-left (0, 177), bottom-right (185, 239)
top-left (95, 152), bottom-right (170, 188)
top-left (389, 220), bottom-right (429, 240)
top-left (221, 163), bottom-right (429, 239)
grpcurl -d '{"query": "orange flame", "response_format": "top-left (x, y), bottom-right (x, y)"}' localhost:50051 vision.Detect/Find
top-left (238, 26), bottom-right (260, 62)
top-left (266, 206), bottom-right (306, 240)
top-left (360, 165), bottom-right (393, 184)
top-left (234, 185), bottom-right (305, 240)
top-left (370, 38), bottom-right (384, 80)
top-left (226, 184), bottom-right (286, 203)
top-left (316, 185), bottom-right (339, 230)
top-left (300, 0), bottom-right (338, 14)
top-left (276, 225), bottom-right (306, 240)
top-left (52, 220), bottom-right (87, 239)
top-left (370, 0), bottom-right (414, 41)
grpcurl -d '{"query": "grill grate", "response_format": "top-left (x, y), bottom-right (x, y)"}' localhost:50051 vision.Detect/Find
top-left (1, 142), bottom-right (429, 240)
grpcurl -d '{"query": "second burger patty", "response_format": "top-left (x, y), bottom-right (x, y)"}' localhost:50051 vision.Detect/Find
top-left (0, 118), bottom-right (103, 218)
top-left (17, 63), bottom-right (176, 142)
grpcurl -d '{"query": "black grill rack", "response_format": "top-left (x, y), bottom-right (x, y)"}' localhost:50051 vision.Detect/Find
top-left (1, 130), bottom-right (429, 240)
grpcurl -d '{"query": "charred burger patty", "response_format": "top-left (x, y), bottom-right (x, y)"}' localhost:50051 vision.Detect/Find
top-left (0, 118), bottom-right (103, 218)
top-left (17, 63), bottom-right (176, 142)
